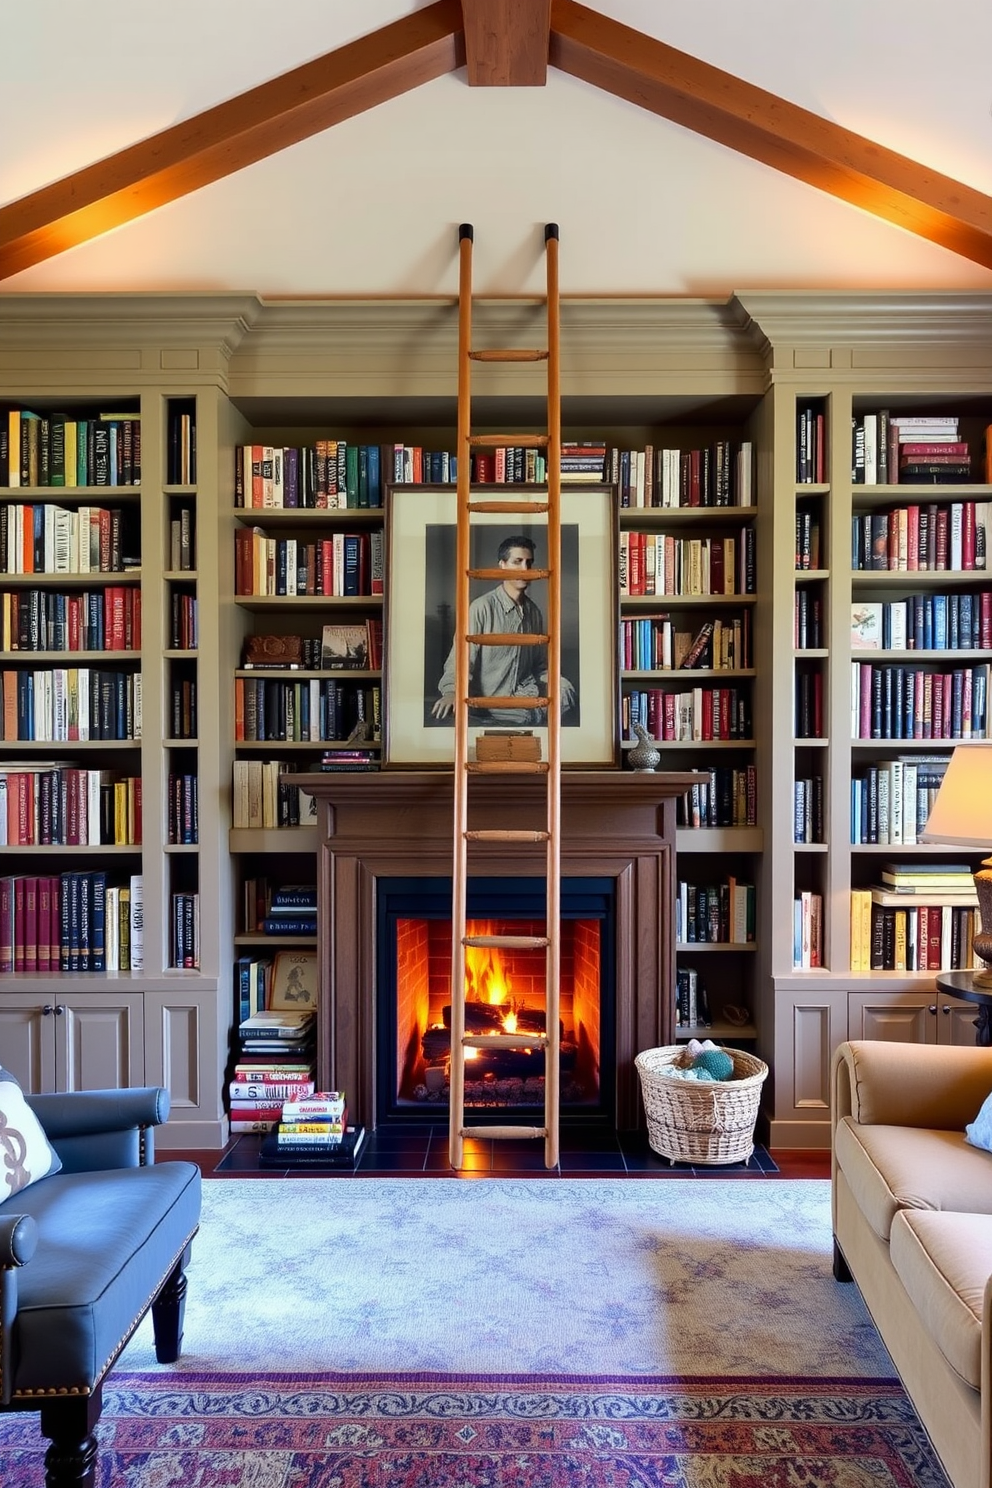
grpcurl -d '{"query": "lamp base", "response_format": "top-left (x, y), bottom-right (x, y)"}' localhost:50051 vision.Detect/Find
top-left (971, 859), bottom-right (992, 987)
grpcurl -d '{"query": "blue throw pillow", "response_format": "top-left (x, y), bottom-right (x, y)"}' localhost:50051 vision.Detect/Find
top-left (0, 1067), bottom-right (62, 1200)
top-left (965, 1090), bottom-right (992, 1153)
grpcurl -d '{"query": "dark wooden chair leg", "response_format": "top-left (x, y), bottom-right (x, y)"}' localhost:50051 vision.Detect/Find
top-left (151, 1244), bottom-right (191, 1363)
top-left (833, 1237), bottom-right (853, 1282)
top-left (39, 1388), bottom-right (102, 1488)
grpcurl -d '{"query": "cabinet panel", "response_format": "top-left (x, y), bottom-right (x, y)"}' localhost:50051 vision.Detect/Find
top-left (0, 1000), bottom-right (57, 1091)
top-left (847, 990), bottom-right (979, 1046)
top-left (771, 988), bottom-right (846, 1143)
top-left (60, 996), bottom-right (144, 1090)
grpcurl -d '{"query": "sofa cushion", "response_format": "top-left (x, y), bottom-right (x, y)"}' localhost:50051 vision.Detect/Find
top-left (6, 1161), bottom-right (201, 1394)
top-left (0, 1069), bottom-right (62, 1199)
top-left (834, 1116), bottom-right (992, 1241)
top-left (889, 1209), bottom-right (992, 1392)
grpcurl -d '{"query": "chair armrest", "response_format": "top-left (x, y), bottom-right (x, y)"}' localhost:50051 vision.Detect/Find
top-left (0, 1215), bottom-right (37, 1406)
top-left (832, 1040), bottom-right (992, 1134)
top-left (0, 1214), bottom-right (37, 1268)
top-left (26, 1088), bottom-right (170, 1171)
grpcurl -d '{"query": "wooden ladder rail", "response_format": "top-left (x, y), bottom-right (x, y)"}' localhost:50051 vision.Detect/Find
top-left (448, 223), bottom-right (563, 1171)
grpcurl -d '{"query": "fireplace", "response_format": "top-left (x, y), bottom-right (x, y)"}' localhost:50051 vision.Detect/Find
top-left (379, 876), bottom-right (615, 1123)
top-left (286, 770), bottom-right (695, 1134)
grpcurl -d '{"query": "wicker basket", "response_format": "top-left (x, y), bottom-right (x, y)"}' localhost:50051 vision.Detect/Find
top-left (634, 1045), bottom-right (769, 1165)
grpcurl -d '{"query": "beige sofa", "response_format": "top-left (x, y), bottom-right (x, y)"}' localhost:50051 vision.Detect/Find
top-left (832, 1040), bottom-right (992, 1488)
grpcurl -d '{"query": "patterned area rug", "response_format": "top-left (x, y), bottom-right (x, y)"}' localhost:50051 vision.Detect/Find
top-left (1, 1371), bottom-right (950, 1487)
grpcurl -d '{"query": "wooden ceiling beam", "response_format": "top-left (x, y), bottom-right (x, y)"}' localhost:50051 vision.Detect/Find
top-left (550, 0), bottom-right (992, 271)
top-left (0, 1), bottom-right (465, 282)
top-left (461, 0), bottom-right (551, 85)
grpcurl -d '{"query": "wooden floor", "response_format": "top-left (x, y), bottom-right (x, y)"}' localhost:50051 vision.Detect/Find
top-left (166, 1128), bottom-right (832, 1181)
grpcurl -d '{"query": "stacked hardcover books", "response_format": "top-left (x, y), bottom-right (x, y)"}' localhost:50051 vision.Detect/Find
top-left (259, 1089), bottom-right (366, 1167)
top-left (261, 883), bottom-right (317, 938)
top-left (230, 1009), bottom-right (317, 1132)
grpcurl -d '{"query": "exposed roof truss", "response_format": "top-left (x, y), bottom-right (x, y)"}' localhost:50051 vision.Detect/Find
top-left (0, 0), bottom-right (990, 282)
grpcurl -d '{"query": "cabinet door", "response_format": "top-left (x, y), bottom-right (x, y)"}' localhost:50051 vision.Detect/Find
top-left (848, 991), bottom-right (937, 1044)
top-left (57, 995), bottom-right (144, 1091)
top-left (937, 997), bottom-right (981, 1046)
top-left (0, 998), bottom-right (58, 1091)
top-left (772, 988), bottom-right (847, 1142)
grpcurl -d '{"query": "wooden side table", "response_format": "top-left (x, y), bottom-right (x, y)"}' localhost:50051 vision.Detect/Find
top-left (935, 971), bottom-right (992, 1047)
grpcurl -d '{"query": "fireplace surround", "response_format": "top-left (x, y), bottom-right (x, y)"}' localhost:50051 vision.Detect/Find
top-left (287, 770), bottom-right (696, 1133)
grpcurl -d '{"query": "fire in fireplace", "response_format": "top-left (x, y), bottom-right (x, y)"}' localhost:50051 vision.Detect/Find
top-left (378, 877), bottom-right (615, 1123)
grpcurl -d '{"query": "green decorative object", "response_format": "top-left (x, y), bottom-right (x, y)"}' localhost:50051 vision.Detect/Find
top-left (691, 1048), bottom-right (735, 1082)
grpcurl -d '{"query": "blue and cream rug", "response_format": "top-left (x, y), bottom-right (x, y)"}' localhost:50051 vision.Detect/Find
top-left (2, 1179), bottom-right (950, 1486)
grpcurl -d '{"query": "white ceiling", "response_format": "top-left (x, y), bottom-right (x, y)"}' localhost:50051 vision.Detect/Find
top-left (3, 0), bottom-right (992, 299)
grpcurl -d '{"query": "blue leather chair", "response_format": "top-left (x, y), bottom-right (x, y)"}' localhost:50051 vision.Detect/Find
top-left (0, 1076), bottom-right (201, 1488)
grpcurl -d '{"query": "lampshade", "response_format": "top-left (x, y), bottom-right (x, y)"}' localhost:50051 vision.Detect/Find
top-left (921, 743), bottom-right (992, 986)
top-left (920, 744), bottom-right (992, 846)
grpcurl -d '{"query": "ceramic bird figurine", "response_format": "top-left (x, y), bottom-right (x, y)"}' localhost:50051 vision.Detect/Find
top-left (628, 722), bottom-right (661, 772)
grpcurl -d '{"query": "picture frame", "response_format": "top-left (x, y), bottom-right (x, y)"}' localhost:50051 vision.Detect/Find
top-left (384, 484), bottom-right (618, 766)
top-left (269, 949), bottom-right (319, 1010)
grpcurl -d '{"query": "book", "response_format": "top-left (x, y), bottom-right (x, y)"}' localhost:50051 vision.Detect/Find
top-left (269, 949), bottom-right (318, 1008)
top-left (258, 1126), bottom-right (366, 1167)
top-left (321, 623), bottom-right (370, 669)
top-left (239, 1009), bottom-right (315, 1040)
top-left (851, 603), bottom-right (882, 650)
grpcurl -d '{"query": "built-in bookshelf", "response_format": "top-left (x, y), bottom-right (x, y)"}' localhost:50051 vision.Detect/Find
top-left (4, 291), bottom-right (992, 1153)
top-left (616, 448), bottom-right (761, 1044)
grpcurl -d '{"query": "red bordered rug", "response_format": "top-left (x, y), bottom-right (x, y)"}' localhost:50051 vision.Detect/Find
top-left (0, 1371), bottom-right (950, 1487)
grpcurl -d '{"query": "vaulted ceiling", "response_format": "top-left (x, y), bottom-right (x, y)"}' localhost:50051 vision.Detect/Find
top-left (3, 0), bottom-right (992, 297)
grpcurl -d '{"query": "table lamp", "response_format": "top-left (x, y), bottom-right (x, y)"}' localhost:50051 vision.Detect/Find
top-left (920, 743), bottom-right (992, 987)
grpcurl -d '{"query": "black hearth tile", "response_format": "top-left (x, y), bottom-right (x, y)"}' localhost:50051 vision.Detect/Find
top-left (491, 1148), bottom-right (557, 1173)
top-left (556, 1127), bottom-right (621, 1153)
top-left (559, 1149), bottom-right (627, 1172)
top-left (357, 1150), bottom-right (429, 1174)
top-left (213, 1135), bottom-right (269, 1173)
top-left (369, 1122), bottom-right (439, 1139)
top-left (361, 1133), bottom-right (434, 1154)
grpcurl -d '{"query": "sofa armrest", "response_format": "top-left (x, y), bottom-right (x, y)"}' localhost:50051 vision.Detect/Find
top-left (832, 1040), bottom-right (992, 1135)
top-left (26, 1087), bottom-right (170, 1172)
top-left (0, 1215), bottom-right (37, 1268)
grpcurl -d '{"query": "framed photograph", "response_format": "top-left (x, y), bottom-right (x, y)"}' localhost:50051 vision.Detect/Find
top-left (321, 623), bottom-right (370, 669)
top-left (269, 950), bottom-right (319, 1010)
top-left (384, 484), bottom-right (618, 766)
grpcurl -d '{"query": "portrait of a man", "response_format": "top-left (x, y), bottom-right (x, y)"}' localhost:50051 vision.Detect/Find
top-left (424, 525), bottom-right (581, 728)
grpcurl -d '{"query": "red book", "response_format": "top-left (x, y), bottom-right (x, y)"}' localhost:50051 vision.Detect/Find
top-left (13, 875), bottom-right (26, 972)
top-left (927, 906), bottom-right (943, 971)
top-left (963, 502), bottom-right (977, 570)
top-left (0, 876), bottom-right (14, 974)
top-left (37, 875), bottom-right (53, 973)
top-left (934, 508), bottom-right (950, 570)
top-left (701, 688), bottom-right (714, 741)
top-left (906, 505), bottom-right (920, 571)
top-left (22, 876), bottom-right (38, 972)
top-left (68, 595), bottom-right (82, 651)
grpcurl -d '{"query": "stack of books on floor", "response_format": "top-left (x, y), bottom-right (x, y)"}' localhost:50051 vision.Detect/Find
top-left (259, 1089), bottom-right (366, 1167)
top-left (229, 1008), bottom-right (317, 1132)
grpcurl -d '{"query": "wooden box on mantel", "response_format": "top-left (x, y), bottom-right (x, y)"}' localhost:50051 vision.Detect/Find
top-left (475, 732), bottom-right (541, 762)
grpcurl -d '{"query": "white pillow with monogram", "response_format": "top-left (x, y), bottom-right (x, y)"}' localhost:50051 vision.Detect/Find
top-left (0, 1070), bottom-right (62, 1200)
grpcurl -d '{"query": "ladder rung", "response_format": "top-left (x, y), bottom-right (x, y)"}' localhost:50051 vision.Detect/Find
top-left (467, 760), bottom-right (549, 773)
top-left (468, 501), bottom-right (550, 514)
top-left (468, 434), bottom-right (550, 448)
top-left (464, 829), bottom-right (549, 842)
top-left (470, 566), bottom-right (550, 581)
top-left (461, 1125), bottom-right (547, 1141)
top-left (463, 1032), bottom-right (549, 1049)
top-left (466, 632), bottom-right (548, 646)
top-left (463, 934), bottom-right (549, 948)
top-left (468, 349), bottom-right (549, 362)
top-left (467, 695), bottom-right (549, 709)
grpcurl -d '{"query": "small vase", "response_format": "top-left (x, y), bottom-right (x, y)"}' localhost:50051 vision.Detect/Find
top-left (627, 722), bottom-right (661, 772)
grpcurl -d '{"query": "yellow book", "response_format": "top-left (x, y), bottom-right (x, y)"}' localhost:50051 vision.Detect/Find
top-left (850, 891), bottom-right (863, 972)
top-left (893, 908), bottom-right (907, 972)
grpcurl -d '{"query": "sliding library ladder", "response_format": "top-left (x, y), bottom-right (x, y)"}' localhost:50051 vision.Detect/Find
top-left (448, 223), bottom-right (563, 1170)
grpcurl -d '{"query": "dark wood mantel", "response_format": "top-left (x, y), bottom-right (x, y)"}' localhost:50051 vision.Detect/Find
top-left (286, 769), bottom-right (697, 1132)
